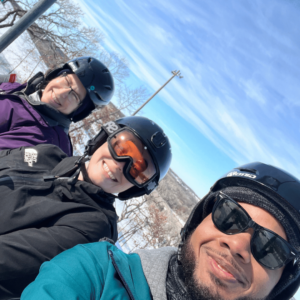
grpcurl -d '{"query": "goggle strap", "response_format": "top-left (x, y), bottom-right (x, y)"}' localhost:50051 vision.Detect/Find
top-left (80, 161), bottom-right (94, 185)
top-left (84, 125), bottom-right (113, 156)
top-left (118, 185), bottom-right (147, 201)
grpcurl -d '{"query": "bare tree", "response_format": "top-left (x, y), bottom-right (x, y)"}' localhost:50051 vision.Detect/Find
top-left (0, 8), bottom-right (23, 28)
top-left (0, 54), bottom-right (13, 75)
top-left (3, 39), bottom-right (45, 82)
top-left (97, 51), bottom-right (130, 85)
top-left (1, 0), bottom-right (104, 65)
top-left (117, 194), bottom-right (181, 252)
top-left (115, 84), bottom-right (149, 115)
top-left (117, 197), bottom-right (149, 250)
top-left (69, 85), bottom-right (148, 136)
top-left (1, 0), bottom-right (150, 155)
top-left (118, 197), bottom-right (148, 223)
top-left (141, 204), bottom-right (168, 248)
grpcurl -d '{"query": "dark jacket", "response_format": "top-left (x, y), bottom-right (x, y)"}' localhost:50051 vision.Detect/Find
top-left (0, 81), bottom-right (72, 156)
top-left (0, 144), bottom-right (118, 299)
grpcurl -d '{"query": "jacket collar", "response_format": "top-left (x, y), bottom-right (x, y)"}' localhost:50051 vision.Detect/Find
top-left (51, 156), bottom-right (115, 204)
top-left (24, 90), bottom-right (71, 133)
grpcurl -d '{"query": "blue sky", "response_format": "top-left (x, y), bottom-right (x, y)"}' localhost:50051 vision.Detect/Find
top-left (1, 0), bottom-right (298, 297)
top-left (71, 2), bottom-right (300, 295)
top-left (74, 0), bottom-right (300, 200)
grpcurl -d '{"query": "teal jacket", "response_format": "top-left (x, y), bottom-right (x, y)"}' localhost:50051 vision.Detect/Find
top-left (21, 241), bottom-right (152, 300)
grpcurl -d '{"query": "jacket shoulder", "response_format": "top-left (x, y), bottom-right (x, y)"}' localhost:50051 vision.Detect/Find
top-left (22, 242), bottom-right (112, 299)
top-left (22, 242), bottom-right (152, 300)
top-left (0, 82), bottom-right (24, 92)
top-left (76, 243), bottom-right (152, 300)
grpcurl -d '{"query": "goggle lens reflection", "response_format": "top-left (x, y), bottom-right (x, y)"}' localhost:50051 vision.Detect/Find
top-left (110, 130), bottom-right (156, 185)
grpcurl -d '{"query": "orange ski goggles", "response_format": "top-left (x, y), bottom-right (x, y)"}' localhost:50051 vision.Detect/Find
top-left (107, 129), bottom-right (157, 187)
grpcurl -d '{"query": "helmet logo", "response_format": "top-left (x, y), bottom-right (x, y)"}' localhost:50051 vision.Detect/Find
top-left (103, 121), bottom-right (119, 134)
top-left (90, 86), bottom-right (95, 91)
top-left (227, 171), bottom-right (256, 179)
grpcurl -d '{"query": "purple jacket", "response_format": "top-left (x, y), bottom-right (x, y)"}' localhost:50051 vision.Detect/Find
top-left (0, 82), bottom-right (72, 156)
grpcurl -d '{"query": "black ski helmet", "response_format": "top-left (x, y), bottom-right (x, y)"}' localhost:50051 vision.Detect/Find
top-left (83, 116), bottom-right (172, 200)
top-left (180, 162), bottom-right (300, 300)
top-left (45, 56), bottom-right (114, 122)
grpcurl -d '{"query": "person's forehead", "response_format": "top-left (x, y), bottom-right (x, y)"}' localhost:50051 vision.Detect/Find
top-left (238, 201), bottom-right (287, 241)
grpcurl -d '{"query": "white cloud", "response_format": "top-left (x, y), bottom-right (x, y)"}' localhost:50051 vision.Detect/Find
top-left (76, 0), bottom-right (300, 182)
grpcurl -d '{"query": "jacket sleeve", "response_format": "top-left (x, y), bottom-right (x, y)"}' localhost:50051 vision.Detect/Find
top-left (0, 82), bottom-right (22, 91)
top-left (0, 98), bottom-right (14, 133)
top-left (0, 208), bottom-right (113, 282)
top-left (0, 143), bottom-right (67, 165)
top-left (21, 244), bottom-right (109, 300)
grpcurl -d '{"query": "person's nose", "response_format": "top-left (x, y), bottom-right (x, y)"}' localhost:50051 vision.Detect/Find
top-left (218, 230), bottom-right (253, 264)
top-left (58, 87), bottom-right (73, 104)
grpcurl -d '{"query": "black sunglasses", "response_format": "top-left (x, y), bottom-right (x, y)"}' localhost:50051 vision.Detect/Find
top-left (212, 192), bottom-right (299, 270)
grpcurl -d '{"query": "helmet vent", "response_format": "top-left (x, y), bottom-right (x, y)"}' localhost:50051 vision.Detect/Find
top-left (75, 60), bottom-right (80, 68)
top-left (151, 131), bottom-right (167, 148)
top-left (88, 57), bottom-right (92, 63)
top-left (104, 85), bottom-right (112, 90)
top-left (102, 68), bottom-right (109, 73)
top-left (94, 91), bottom-right (103, 101)
top-left (238, 168), bottom-right (257, 174)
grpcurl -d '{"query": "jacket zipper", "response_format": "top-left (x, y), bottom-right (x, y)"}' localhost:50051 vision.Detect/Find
top-left (0, 176), bottom-right (45, 183)
top-left (108, 250), bottom-right (136, 300)
top-left (0, 175), bottom-right (59, 183)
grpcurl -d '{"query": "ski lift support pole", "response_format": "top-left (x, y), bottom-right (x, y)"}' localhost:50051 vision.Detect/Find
top-left (132, 70), bottom-right (183, 116)
top-left (0, 0), bottom-right (57, 53)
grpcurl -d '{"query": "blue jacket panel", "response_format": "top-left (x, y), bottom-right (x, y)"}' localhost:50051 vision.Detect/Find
top-left (21, 242), bottom-right (152, 300)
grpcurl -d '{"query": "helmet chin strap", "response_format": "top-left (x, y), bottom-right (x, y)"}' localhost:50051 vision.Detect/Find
top-left (80, 162), bottom-right (94, 185)
top-left (67, 155), bottom-right (89, 185)
top-left (66, 159), bottom-right (98, 186)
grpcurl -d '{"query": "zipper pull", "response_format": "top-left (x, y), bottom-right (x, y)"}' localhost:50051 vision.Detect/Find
top-left (43, 175), bottom-right (58, 181)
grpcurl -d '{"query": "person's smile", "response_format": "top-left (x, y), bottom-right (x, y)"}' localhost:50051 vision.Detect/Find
top-left (78, 141), bottom-right (134, 194)
top-left (206, 249), bottom-right (249, 288)
top-left (102, 161), bottom-right (118, 182)
top-left (50, 90), bottom-right (61, 108)
top-left (41, 73), bottom-right (87, 115)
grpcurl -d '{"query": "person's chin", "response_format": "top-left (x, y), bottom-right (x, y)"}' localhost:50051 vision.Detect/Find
top-left (195, 275), bottom-right (245, 300)
top-left (99, 178), bottom-right (116, 194)
top-left (102, 186), bottom-right (117, 194)
top-left (194, 256), bottom-right (245, 298)
top-left (55, 106), bottom-right (68, 114)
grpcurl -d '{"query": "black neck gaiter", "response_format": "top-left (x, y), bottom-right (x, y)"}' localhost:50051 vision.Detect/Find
top-left (166, 254), bottom-right (192, 300)
top-left (25, 91), bottom-right (71, 133)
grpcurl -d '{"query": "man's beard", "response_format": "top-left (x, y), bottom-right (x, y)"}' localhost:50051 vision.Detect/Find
top-left (180, 236), bottom-right (266, 300)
